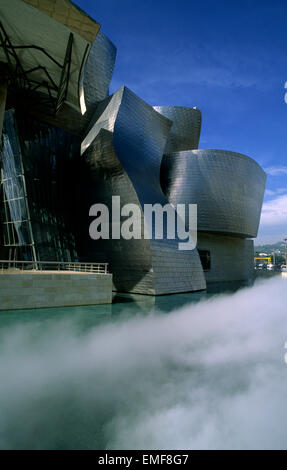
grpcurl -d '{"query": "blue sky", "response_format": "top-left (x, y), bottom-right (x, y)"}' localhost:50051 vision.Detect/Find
top-left (78, 0), bottom-right (287, 244)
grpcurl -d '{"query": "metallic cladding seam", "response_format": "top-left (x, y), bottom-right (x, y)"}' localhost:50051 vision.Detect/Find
top-left (113, 88), bottom-right (206, 293)
top-left (153, 106), bottom-right (202, 152)
top-left (79, 128), bottom-right (155, 294)
top-left (80, 87), bottom-right (206, 294)
top-left (83, 31), bottom-right (117, 110)
top-left (161, 149), bottom-right (267, 238)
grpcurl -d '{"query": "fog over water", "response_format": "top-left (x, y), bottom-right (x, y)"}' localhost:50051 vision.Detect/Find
top-left (0, 276), bottom-right (287, 449)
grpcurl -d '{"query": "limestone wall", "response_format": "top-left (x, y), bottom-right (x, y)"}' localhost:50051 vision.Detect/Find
top-left (0, 271), bottom-right (112, 310)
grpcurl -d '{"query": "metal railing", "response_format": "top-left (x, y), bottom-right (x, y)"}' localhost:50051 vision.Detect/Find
top-left (0, 260), bottom-right (109, 274)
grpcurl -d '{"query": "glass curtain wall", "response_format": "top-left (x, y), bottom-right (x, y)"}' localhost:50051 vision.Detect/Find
top-left (0, 109), bottom-right (80, 262)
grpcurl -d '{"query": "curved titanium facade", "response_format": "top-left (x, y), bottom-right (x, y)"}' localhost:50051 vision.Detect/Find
top-left (78, 87), bottom-right (206, 294)
top-left (153, 106), bottom-right (202, 153)
top-left (78, 128), bottom-right (155, 293)
top-left (161, 149), bottom-right (266, 238)
top-left (83, 31), bottom-right (117, 110)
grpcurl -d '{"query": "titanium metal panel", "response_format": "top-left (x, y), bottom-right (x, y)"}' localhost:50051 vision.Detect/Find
top-left (83, 31), bottom-right (117, 109)
top-left (161, 149), bottom-right (266, 238)
top-left (77, 128), bottom-right (155, 294)
top-left (79, 87), bottom-right (206, 294)
top-left (81, 89), bottom-right (123, 155)
top-left (153, 106), bottom-right (202, 153)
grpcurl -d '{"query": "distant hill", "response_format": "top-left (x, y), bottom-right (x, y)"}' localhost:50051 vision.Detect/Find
top-left (254, 241), bottom-right (286, 254)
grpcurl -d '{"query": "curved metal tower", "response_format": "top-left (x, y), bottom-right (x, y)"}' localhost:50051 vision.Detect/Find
top-left (78, 87), bottom-right (206, 294)
top-left (153, 106), bottom-right (202, 153)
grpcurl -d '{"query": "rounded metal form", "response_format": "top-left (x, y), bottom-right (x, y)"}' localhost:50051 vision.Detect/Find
top-left (161, 149), bottom-right (266, 238)
top-left (79, 87), bottom-right (206, 294)
top-left (83, 31), bottom-right (117, 110)
top-left (153, 105), bottom-right (202, 153)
